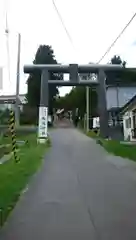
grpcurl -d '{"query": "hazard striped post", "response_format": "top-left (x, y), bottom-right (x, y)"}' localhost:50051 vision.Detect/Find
top-left (9, 109), bottom-right (20, 163)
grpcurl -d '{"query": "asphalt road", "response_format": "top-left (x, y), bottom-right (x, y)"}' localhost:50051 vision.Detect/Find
top-left (1, 128), bottom-right (136, 239)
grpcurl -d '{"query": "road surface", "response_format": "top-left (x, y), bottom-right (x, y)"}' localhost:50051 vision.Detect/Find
top-left (1, 128), bottom-right (136, 239)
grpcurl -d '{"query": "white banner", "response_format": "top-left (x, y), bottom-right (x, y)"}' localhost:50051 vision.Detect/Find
top-left (38, 106), bottom-right (48, 138)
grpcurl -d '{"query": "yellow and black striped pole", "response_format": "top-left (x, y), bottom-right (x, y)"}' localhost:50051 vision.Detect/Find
top-left (9, 109), bottom-right (20, 163)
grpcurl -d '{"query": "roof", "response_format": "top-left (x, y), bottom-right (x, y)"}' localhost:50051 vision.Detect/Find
top-left (79, 76), bottom-right (136, 87)
top-left (0, 99), bottom-right (20, 104)
top-left (106, 83), bottom-right (136, 88)
top-left (0, 94), bottom-right (26, 104)
top-left (0, 94), bottom-right (25, 100)
top-left (107, 107), bottom-right (121, 112)
top-left (120, 94), bottom-right (136, 114)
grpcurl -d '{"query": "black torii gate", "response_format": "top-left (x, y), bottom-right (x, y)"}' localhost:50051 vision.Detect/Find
top-left (24, 63), bottom-right (128, 143)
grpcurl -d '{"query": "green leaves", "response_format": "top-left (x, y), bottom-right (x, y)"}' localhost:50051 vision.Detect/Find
top-left (56, 86), bottom-right (98, 120)
top-left (106, 55), bottom-right (136, 85)
top-left (26, 45), bottom-right (59, 114)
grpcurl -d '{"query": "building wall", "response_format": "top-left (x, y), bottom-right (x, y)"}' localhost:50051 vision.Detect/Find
top-left (123, 111), bottom-right (133, 141)
top-left (106, 86), bottom-right (136, 110)
top-left (122, 104), bottom-right (136, 141)
top-left (0, 95), bottom-right (26, 112)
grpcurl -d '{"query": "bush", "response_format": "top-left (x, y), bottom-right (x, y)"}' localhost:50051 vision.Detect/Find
top-left (0, 109), bottom-right (10, 125)
top-left (20, 106), bottom-right (38, 125)
top-left (87, 129), bottom-right (100, 138)
top-left (78, 119), bottom-right (84, 129)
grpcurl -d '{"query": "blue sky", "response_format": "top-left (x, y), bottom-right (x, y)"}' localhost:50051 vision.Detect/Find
top-left (0, 0), bottom-right (136, 96)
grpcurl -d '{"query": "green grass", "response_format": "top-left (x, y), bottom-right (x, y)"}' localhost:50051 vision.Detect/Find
top-left (0, 133), bottom-right (11, 145)
top-left (100, 139), bottom-right (136, 161)
top-left (87, 130), bottom-right (136, 162)
top-left (0, 145), bottom-right (12, 158)
top-left (86, 130), bottom-right (99, 138)
top-left (0, 133), bottom-right (49, 226)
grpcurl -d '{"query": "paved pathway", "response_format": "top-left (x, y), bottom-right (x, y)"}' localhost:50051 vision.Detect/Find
top-left (1, 129), bottom-right (136, 239)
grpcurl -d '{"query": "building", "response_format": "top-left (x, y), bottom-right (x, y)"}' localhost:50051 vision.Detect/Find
top-left (106, 84), bottom-right (136, 110)
top-left (106, 84), bottom-right (136, 126)
top-left (80, 73), bottom-right (136, 109)
top-left (120, 94), bottom-right (136, 141)
top-left (80, 72), bottom-right (136, 123)
top-left (0, 94), bottom-right (26, 111)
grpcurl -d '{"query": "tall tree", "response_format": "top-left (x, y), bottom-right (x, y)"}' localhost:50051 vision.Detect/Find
top-left (106, 54), bottom-right (136, 105)
top-left (106, 55), bottom-right (127, 85)
top-left (110, 55), bottom-right (126, 67)
top-left (26, 45), bottom-right (60, 114)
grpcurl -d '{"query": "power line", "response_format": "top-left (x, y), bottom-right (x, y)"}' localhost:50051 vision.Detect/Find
top-left (97, 12), bottom-right (136, 63)
top-left (52, 0), bottom-right (75, 50)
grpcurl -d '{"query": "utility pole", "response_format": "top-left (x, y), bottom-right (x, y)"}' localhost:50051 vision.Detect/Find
top-left (5, 10), bottom-right (11, 93)
top-left (15, 33), bottom-right (21, 127)
top-left (86, 86), bottom-right (89, 132)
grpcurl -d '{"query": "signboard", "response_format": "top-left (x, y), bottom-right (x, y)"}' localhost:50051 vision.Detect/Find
top-left (38, 107), bottom-right (48, 138)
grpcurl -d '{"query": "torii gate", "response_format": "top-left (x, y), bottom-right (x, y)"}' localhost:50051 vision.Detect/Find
top-left (24, 63), bottom-right (126, 143)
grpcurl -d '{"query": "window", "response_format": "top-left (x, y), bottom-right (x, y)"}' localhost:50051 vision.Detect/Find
top-left (125, 117), bottom-right (131, 128)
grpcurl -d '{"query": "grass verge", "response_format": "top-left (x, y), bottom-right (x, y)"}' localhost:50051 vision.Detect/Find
top-left (0, 145), bottom-right (12, 159)
top-left (87, 130), bottom-right (136, 162)
top-left (86, 130), bottom-right (99, 138)
top-left (0, 133), bottom-right (50, 226)
top-left (99, 139), bottom-right (136, 161)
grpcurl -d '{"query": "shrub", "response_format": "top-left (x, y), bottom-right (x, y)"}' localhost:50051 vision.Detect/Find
top-left (20, 106), bottom-right (38, 125)
top-left (87, 129), bottom-right (100, 138)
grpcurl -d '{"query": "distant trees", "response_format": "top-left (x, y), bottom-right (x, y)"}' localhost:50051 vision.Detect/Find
top-left (110, 55), bottom-right (126, 67)
top-left (106, 55), bottom-right (136, 85)
top-left (26, 45), bottom-right (60, 115)
top-left (56, 85), bottom-right (98, 125)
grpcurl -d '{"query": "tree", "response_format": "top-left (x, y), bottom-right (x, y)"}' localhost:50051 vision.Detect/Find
top-left (56, 86), bottom-right (98, 124)
top-left (26, 45), bottom-right (60, 115)
top-left (106, 55), bottom-right (127, 85)
top-left (110, 55), bottom-right (126, 67)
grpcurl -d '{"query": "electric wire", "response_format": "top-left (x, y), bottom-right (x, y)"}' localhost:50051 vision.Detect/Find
top-left (52, 0), bottom-right (78, 62)
top-left (52, 1), bottom-right (136, 66)
top-left (97, 12), bottom-right (136, 63)
top-left (52, 0), bottom-right (74, 47)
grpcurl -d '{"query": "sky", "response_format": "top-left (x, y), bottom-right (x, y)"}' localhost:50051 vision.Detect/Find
top-left (0, 0), bottom-right (136, 96)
